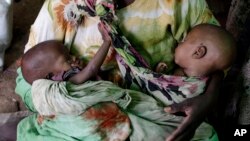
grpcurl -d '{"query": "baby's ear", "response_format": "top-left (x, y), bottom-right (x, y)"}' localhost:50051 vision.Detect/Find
top-left (192, 45), bottom-right (207, 59)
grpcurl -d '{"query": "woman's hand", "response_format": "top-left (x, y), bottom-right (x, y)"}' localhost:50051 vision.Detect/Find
top-left (165, 71), bottom-right (223, 141)
top-left (165, 95), bottom-right (209, 141)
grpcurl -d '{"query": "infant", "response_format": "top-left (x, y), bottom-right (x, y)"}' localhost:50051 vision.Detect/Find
top-left (156, 24), bottom-right (236, 77)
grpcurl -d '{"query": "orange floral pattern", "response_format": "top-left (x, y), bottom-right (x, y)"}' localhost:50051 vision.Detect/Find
top-left (82, 102), bottom-right (130, 141)
top-left (54, 0), bottom-right (75, 31)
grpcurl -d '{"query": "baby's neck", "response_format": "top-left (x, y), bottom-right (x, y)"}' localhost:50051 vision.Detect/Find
top-left (173, 67), bottom-right (185, 76)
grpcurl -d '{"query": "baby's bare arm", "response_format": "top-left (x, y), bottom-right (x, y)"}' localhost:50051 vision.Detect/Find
top-left (69, 22), bottom-right (111, 84)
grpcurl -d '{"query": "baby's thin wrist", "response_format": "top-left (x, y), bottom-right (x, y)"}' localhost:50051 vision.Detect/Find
top-left (103, 40), bottom-right (111, 46)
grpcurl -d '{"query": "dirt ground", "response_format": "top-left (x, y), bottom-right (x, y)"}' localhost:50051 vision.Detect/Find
top-left (0, 0), bottom-right (44, 112)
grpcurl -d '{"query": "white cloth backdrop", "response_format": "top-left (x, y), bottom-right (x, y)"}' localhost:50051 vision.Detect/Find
top-left (0, 0), bottom-right (12, 70)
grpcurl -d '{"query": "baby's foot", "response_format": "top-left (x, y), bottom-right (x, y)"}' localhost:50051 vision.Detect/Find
top-left (37, 115), bottom-right (55, 125)
top-left (37, 115), bottom-right (44, 125)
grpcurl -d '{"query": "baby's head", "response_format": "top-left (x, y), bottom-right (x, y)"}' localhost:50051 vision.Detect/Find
top-left (21, 40), bottom-right (72, 84)
top-left (175, 24), bottom-right (236, 77)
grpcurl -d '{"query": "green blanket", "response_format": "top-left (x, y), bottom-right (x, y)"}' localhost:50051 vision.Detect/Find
top-left (16, 68), bottom-right (218, 141)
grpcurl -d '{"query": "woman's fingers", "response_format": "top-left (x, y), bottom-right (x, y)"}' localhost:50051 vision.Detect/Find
top-left (166, 114), bottom-right (196, 141)
top-left (164, 104), bottom-right (183, 114)
top-left (165, 97), bottom-right (205, 141)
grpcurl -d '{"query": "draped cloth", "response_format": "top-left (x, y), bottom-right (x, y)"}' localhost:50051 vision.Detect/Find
top-left (16, 0), bottom-right (219, 140)
top-left (61, 0), bottom-right (208, 105)
top-left (17, 76), bottom-right (217, 141)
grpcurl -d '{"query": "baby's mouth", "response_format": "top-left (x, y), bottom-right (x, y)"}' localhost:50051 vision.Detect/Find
top-left (51, 71), bottom-right (65, 81)
top-left (47, 67), bottom-right (81, 81)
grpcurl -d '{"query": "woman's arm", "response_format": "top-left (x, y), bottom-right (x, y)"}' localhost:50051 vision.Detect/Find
top-left (69, 22), bottom-right (111, 84)
top-left (165, 71), bottom-right (224, 141)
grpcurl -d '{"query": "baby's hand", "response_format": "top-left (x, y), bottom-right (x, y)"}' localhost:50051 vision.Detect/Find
top-left (155, 62), bottom-right (168, 73)
top-left (98, 22), bottom-right (111, 42)
top-left (69, 55), bottom-right (85, 69)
